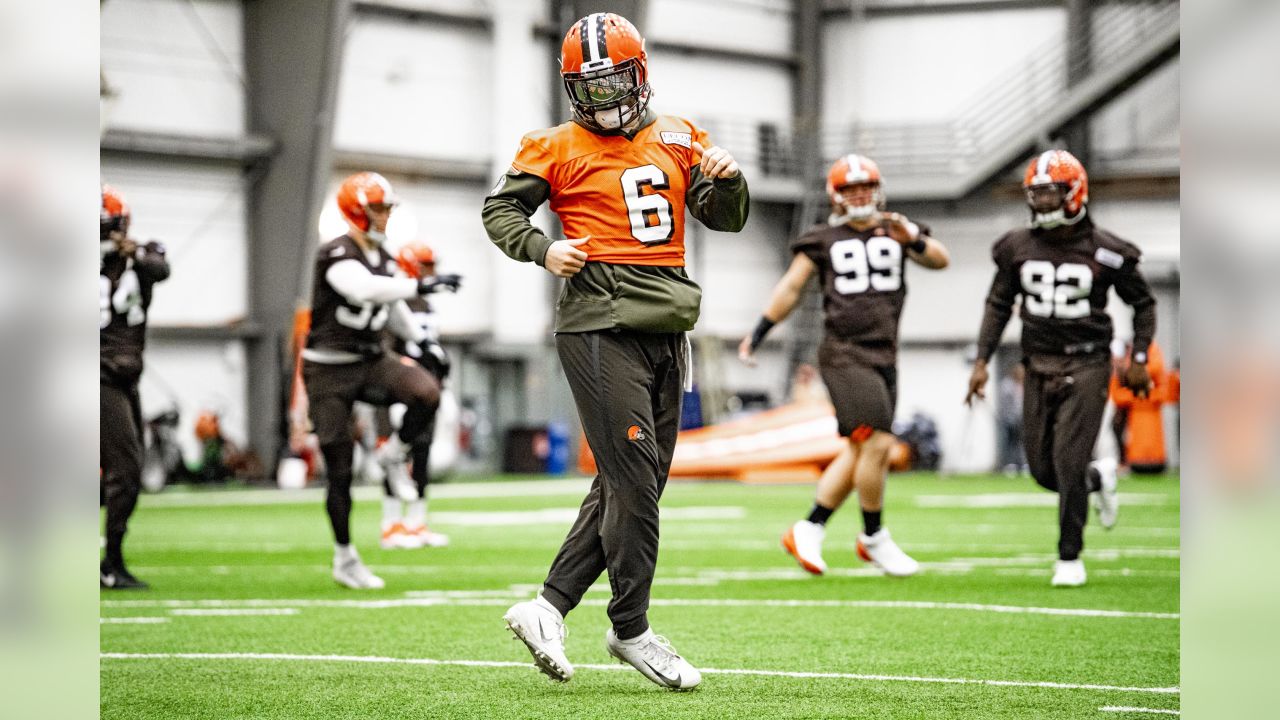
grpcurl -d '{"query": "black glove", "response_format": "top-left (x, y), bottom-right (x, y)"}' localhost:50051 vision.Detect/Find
top-left (419, 273), bottom-right (462, 295)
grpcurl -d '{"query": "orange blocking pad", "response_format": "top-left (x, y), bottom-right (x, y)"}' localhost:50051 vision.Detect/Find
top-left (577, 400), bottom-right (848, 481)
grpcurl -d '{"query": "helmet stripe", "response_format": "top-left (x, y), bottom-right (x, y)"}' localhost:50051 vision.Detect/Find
top-left (578, 16), bottom-right (592, 64)
top-left (844, 154), bottom-right (869, 184)
top-left (585, 13), bottom-right (602, 62)
top-left (1036, 150), bottom-right (1054, 179)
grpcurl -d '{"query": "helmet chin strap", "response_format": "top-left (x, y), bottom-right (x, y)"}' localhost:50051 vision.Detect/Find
top-left (1031, 205), bottom-right (1087, 229)
top-left (365, 227), bottom-right (388, 245)
top-left (828, 204), bottom-right (879, 227)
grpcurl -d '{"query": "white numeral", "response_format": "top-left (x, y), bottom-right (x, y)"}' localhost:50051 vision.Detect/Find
top-left (832, 236), bottom-right (901, 295)
top-left (621, 165), bottom-right (673, 244)
top-left (100, 270), bottom-right (145, 328)
top-left (336, 302), bottom-right (390, 331)
top-left (1020, 261), bottom-right (1092, 318)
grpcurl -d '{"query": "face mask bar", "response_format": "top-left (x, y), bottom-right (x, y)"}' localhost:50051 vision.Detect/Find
top-left (563, 61), bottom-right (649, 133)
top-left (1026, 184), bottom-right (1067, 214)
top-left (101, 216), bottom-right (128, 241)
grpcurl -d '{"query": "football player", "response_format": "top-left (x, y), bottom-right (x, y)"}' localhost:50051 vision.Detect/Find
top-left (739, 155), bottom-right (949, 578)
top-left (377, 240), bottom-right (454, 550)
top-left (303, 172), bottom-right (458, 589)
top-left (100, 185), bottom-right (169, 590)
top-left (483, 13), bottom-right (748, 690)
top-left (965, 149), bottom-right (1156, 588)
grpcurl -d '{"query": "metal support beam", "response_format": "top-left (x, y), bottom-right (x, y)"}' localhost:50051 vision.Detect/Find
top-left (783, 0), bottom-right (827, 396)
top-left (331, 150), bottom-right (491, 184)
top-left (243, 0), bottom-right (351, 466)
top-left (823, 0), bottom-right (1064, 17)
top-left (100, 129), bottom-right (276, 166)
top-left (1060, 0), bottom-right (1094, 164)
top-left (353, 0), bottom-right (490, 29)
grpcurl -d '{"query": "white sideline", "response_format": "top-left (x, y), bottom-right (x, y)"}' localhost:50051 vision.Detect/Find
top-left (100, 596), bottom-right (1177, 619)
top-left (100, 617), bottom-right (169, 624)
top-left (99, 652), bottom-right (1180, 695)
top-left (1100, 706), bottom-right (1180, 715)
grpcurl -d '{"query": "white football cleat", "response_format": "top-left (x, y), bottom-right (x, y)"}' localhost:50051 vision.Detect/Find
top-left (504, 597), bottom-right (573, 682)
top-left (405, 524), bottom-right (449, 548)
top-left (377, 438), bottom-right (418, 502)
top-left (856, 527), bottom-right (920, 577)
top-left (333, 553), bottom-right (385, 590)
top-left (781, 520), bottom-right (827, 575)
top-left (1051, 559), bottom-right (1087, 587)
top-left (380, 522), bottom-right (421, 550)
top-left (1091, 457), bottom-right (1119, 530)
top-left (605, 628), bottom-right (701, 691)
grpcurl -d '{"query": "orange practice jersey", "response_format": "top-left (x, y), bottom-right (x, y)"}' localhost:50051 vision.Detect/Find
top-left (510, 115), bottom-right (710, 267)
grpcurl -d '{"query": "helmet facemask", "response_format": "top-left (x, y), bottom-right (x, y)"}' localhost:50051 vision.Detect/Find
top-left (1026, 181), bottom-right (1086, 230)
top-left (829, 181), bottom-right (885, 227)
top-left (361, 202), bottom-right (395, 245)
top-left (563, 60), bottom-right (649, 135)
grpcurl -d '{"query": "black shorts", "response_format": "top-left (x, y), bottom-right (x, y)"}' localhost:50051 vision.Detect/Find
top-left (303, 354), bottom-right (439, 446)
top-left (818, 337), bottom-right (897, 440)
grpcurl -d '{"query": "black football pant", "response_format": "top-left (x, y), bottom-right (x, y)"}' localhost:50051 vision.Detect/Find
top-left (101, 378), bottom-right (143, 569)
top-left (304, 354), bottom-right (441, 545)
top-left (541, 330), bottom-right (684, 641)
top-left (374, 377), bottom-right (440, 498)
top-left (1023, 359), bottom-right (1110, 561)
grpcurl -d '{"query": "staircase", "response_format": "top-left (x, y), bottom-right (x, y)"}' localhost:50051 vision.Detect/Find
top-left (825, 0), bottom-right (1180, 200)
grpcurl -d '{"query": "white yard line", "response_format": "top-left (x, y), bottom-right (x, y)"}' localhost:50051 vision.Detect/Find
top-left (169, 608), bottom-right (300, 616)
top-left (100, 617), bottom-right (170, 624)
top-left (430, 506), bottom-right (744, 526)
top-left (100, 595), bottom-right (1177, 619)
top-left (142, 479), bottom-right (595, 507)
top-left (1100, 706), bottom-right (1180, 715)
top-left (916, 493), bottom-right (1173, 509)
top-left (99, 652), bottom-right (1179, 695)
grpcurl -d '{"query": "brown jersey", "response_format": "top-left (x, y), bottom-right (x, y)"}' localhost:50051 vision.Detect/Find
top-left (100, 242), bottom-right (169, 382)
top-left (975, 219), bottom-right (1156, 363)
top-left (306, 235), bottom-right (398, 356)
top-left (791, 220), bottom-right (929, 367)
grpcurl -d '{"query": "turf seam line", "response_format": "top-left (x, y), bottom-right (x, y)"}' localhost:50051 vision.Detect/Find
top-left (99, 653), bottom-right (1180, 694)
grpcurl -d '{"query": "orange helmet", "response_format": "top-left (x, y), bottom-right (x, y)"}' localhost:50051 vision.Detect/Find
top-left (336, 172), bottom-right (398, 233)
top-left (194, 410), bottom-right (221, 442)
top-left (825, 154), bottom-right (885, 222)
top-left (560, 13), bottom-right (650, 134)
top-left (1023, 149), bottom-right (1089, 228)
top-left (396, 240), bottom-right (437, 280)
top-left (101, 184), bottom-right (130, 239)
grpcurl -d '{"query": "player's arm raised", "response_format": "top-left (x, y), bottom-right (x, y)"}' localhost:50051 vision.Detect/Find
top-left (738, 253), bottom-right (817, 366)
top-left (686, 140), bottom-right (749, 233)
top-left (884, 212), bottom-right (948, 269)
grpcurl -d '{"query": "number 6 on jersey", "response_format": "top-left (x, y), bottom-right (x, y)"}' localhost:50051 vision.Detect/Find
top-left (620, 165), bottom-right (674, 245)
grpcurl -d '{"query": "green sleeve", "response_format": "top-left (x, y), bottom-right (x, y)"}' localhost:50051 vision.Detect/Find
top-left (685, 168), bottom-right (750, 232)
top-left (481, 171), bottom-right (556, 267)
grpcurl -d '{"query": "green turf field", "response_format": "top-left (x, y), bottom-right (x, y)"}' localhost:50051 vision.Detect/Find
top-left (100, 473), bottom-right (1180, 719)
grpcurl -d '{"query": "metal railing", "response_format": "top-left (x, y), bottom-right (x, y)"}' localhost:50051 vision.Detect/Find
top-left (696, 0), bottom-right (1178, 199)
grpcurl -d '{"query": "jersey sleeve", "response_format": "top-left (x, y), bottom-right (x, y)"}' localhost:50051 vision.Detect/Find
top-left (789, 226), bottom-right (827, 267)
top-left (683, 122), bottom-right (750, 233)
top-left (975, 233), bottom-right (1020, 362)
top-left (1101, 234), bottom-right (1158, 356)
top-left (510, 135), bottom-right (558, 186)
